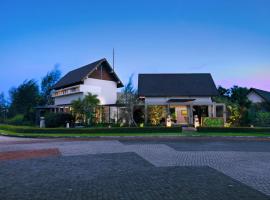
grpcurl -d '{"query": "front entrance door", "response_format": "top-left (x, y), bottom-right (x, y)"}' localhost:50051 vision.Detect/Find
top-left (175, 106), bottom-right (188, 124)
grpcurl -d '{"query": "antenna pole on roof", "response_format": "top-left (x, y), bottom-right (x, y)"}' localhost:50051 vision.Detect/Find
top-left (113, 48), bottom-right (115, 72)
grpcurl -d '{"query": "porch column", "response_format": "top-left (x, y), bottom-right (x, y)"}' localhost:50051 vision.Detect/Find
top-left (223, 104), bottom-right (226, 123)
top-left (167, 104), bottom-right (170, 116)
top-left (189, 105), bottom-right (193, 124)
top-left (208, 105), bottom-right (213, 117)
top-left (109, 106), bottom-right (111, 123)
top-left (144, 103), bottom-right (148, 124)
top-left (212, 103), bottom-right (216, 117)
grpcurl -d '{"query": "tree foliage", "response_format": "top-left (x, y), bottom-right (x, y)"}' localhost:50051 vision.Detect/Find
top-left (148, 106), bottom-right (164, 125)
top-left (83, 93), bottom-right (100, 124)
top-left (0, 92), bottom-right (8, 122)
top-left (253, 112), bottom-right (270, 127)
top-left (215, 85), bottom-right (251, 126)
top-left (117, 74), bottom-right (138, 126)
top-left (41, 65), bottom-right (61, 105)
top-left (71, 98), bottom-right (85, 122)
top-left (71, 93), bottom-right (100, 125)
top-left (8, 80), bottom-right (40, 122)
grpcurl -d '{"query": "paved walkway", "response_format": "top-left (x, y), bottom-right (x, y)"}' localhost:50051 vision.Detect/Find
top-left (0, 136), bottom-right (270, 199)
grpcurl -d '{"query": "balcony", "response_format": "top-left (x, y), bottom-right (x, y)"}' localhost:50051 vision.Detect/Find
top-left (52, 85), bottom-right (82, 97)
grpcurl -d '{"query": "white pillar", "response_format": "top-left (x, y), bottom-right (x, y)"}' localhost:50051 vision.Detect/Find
top-left (212, 103), bottom-right (216, 118)
top-left (223, 104), bottom-right (226, 123)
top-left (144, 103), bottom-right (148, 124)
top-left (189, 105), bottom-right (193, 124)
top-left (208, 105), bottom-right (213, 117)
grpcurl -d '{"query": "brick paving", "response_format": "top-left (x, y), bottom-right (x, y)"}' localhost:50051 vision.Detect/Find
top-left (0, 148), bottom-right (60, 161)
top-left (0, 137), bottom-right (270, 199)
top-left (0, 153), bottom-right (268, 200)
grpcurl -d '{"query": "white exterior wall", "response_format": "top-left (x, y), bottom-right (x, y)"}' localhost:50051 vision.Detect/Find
top-left (247, 91), bottom-right (264, 103)
top-left (54, 78), bottom-right (117, 106)
top-left (83, 78), bottom-right (117, 105)
top-left (145, 97), bottom-right (213, 105)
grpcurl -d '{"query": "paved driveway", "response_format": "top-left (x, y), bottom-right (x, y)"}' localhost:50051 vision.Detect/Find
top-left (0, 136), bottom-right (270, 200)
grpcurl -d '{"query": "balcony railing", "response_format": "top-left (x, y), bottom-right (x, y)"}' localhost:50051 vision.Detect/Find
top-left (52, 85), bottom-right (81, 97)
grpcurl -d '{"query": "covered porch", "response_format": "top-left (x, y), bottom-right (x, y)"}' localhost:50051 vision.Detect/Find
top-left (144, 99), bottom-right (226, 127)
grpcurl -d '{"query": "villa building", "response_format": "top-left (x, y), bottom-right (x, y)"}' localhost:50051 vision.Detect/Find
top-left (36, 58), bottom-right (124, 123)
top-left (138, 73), bottom-right (226, 126)
top-left (53, 58), bottom-right (123, 108)
top-left (37, 58), bottom-right (226, 127)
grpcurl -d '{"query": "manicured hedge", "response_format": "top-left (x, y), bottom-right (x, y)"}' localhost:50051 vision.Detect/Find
top-left (44, 113), bottom-right (74, 128)
top-left (0, 124), bottom-right (182, 134)
top-left (197, 127), bottom-right (270, 133)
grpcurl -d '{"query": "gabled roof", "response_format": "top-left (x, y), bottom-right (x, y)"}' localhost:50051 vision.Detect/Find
top-left (249, 88), bottom-right (270, 103)
top-left (54, 58), bottom-right (123, 89)
top-left (138, 73), bottom-right (218, 97)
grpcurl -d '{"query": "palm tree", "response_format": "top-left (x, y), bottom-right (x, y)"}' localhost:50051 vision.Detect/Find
top-left (71, 98), bottom-right (85, 123)
top-left (83, 93), bottom-right (100, 125)
top-left (71, 93), bottom-right (100, 125)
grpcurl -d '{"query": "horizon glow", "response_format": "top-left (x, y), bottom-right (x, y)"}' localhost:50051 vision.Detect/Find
top-left (0, 0), bottom-right (270, 97)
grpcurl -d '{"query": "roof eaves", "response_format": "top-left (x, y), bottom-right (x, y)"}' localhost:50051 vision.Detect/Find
top-left (250, 88), bottom-right (270, 103)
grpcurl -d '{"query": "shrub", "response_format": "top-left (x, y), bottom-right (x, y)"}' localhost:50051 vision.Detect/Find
top-left (133, 107), bottom-right (144, 124)
top-left (202, 117), bottom-right (224, 127)
top-left (45, 113), bottom-right (75, 128)
top-left (197, 127), bottom-right (270, 133)
top-left (91, 123), bottom-right (121, 128)
top-left (5, 114), bottom-right (32, 126)
top-left (254, 112), bottom-right (270, 127)
top-left (148, 106), bottom-right (165, 125)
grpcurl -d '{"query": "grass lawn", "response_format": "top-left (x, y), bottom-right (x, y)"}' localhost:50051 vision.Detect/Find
top-left (1, 129), bottom-right (270, 138)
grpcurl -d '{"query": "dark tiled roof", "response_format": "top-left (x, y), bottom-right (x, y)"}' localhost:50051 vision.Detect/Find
top-left (138, 73), bottom-right (218, 97)
top-left (250, 88), bottom-right (270, 103)
top-left (54, 58), bottom-right (123, 89)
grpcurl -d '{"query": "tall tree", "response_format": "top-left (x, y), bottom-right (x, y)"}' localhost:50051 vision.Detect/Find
top-left (229, 86), bottom-right (250, 106)
top-left (9, 80), bottom-right (40, 121)
top-left (117, 74), bottom-right (138, 126)
top-left (41, 65), bottom-right (61, 105)
top-left (214, 85), bottom-right (251, 126)
top-left (217, 86), bottom-right (229, 97)
top-left (0, 92), bottom-right (8, 122)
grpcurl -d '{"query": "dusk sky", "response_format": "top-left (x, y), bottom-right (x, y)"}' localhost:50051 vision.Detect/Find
top-left (1, 0), bottom-right (270, 96)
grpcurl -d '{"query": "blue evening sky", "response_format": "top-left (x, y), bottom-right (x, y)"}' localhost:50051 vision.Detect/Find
top-left (1, 0), bottom-right (270, 96)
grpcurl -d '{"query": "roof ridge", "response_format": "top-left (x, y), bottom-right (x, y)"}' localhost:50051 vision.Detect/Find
top-left (67, 58), bottom-right (106, 73)
top-left (251, 88), bottom-right (270, 93)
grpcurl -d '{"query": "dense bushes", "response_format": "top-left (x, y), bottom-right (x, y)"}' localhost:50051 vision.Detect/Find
top-left (5, 114), bottom-right (32, 126)
top-left (253, 112), bottom-right (270, 127)
top-left (133, 107), bottom-right (144, 124)
top-left (197, 127), bottom-right (270, 133)
top-left (202, 117), bottom-right (224, 127)
top-left (5, 114), bottom-right (24, 125)
top-left (0, 124), bottom-right (182, 134)
top-left (45, 113), bottom-right (75, 128)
